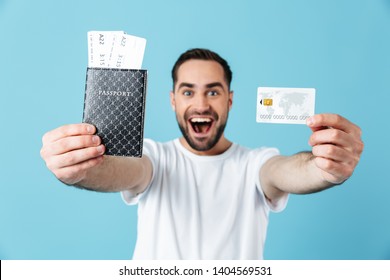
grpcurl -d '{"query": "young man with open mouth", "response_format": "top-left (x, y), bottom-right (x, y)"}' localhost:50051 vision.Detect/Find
top-left (40, 48), bottom-right (364, 259)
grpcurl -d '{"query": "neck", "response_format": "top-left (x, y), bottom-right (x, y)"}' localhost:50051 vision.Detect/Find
top-left (179, 135), bottom-right (232, 156)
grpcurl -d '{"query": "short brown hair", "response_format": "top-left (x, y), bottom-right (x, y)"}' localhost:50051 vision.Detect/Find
top-left (171, 48), bottom-right (233, 90)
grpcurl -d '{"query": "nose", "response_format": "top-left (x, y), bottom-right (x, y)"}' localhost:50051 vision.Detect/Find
top-left (193, 94), bottom-right (210, 111)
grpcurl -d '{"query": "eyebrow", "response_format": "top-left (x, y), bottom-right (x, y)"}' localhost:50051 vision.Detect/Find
top-left (205, 82), bottom-right (224, 89)
top-left (177, 82), bottom-right (225, 90)
top-left (178, 82), bottom-right (194, 89)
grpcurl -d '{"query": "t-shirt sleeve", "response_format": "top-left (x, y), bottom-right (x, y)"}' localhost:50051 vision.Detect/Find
top-left (121, 138), bottom-right (157, 205)
top-left (254, 147), bottom-right (289, 213)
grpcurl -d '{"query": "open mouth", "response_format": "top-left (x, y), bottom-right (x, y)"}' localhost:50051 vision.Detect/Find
top-left (189, 117), bottom-right (213, 134)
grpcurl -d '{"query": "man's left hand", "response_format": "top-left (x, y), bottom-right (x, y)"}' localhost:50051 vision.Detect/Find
top-left (306, 114), bottom-right (364, 185)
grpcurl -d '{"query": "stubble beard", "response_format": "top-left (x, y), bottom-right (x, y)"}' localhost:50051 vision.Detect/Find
top-left (176, 108), bottom-right (228, 152)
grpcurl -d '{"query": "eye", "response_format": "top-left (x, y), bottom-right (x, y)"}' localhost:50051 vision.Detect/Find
top-left (183, 90), bottom-right (192, 97)
top-left (208, 90), bottom-right (218, 96)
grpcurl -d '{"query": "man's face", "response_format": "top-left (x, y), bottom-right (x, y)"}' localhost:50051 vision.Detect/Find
top-left (170, 59), bottom-right (233, 153)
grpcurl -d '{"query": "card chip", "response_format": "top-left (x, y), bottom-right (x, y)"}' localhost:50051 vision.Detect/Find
top-left (263, 99), bottom-right (273, 106)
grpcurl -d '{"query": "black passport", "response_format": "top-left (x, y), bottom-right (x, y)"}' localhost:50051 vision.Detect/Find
top-left (82, 67), bottom-right (147, 157)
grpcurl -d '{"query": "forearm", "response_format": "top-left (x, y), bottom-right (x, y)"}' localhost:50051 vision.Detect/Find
top-left (74, 155), bottom-right (152, 193)
top-left (261, 152), bottom-right (335, 196)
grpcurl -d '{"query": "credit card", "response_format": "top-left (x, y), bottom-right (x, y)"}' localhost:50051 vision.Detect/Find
top-left (256, 87), bottom-right (315, 124)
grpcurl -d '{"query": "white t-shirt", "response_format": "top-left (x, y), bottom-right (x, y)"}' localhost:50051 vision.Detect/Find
top-left (121, 138), bottom-right (288, 260)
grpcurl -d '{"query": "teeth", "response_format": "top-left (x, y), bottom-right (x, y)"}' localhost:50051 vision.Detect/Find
top-left (191, 118), bottom-right (212, 123)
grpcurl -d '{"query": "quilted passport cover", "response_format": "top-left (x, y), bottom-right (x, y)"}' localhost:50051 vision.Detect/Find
top-left (82, 68), bottom-right (147, 157)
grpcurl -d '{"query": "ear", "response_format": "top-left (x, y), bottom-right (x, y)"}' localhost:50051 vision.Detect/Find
top-left (228, 90), bottom-right (234, 111)
top-left (170, 91), bottom-right (176, 111)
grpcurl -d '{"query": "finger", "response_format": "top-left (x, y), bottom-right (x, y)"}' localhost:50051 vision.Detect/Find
top-left (307, 114), bottom-right (362, 138)
top-left (309, 125), bottom-right (328, 133)
top-left (314, 157), bottom-right (354, 184)
top-left (53, 156), bottom-right (104, 185)
top-left (312, 144), bottom-right (352, 163)
top-left (42, 123), bottom-right (96, 144)
top-left (46, 145), bottom-right (105, 170)
top-left (45, 135), bottom-right (101, 156)
top-left (309, 127), bottom-right (355, 148)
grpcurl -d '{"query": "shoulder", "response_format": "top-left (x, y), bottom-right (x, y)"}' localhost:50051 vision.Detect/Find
top-left (143, 138), bottom-right (178, 160)
top-left (232, 143), bottom-right (280, 163)
top-left (143, 138), bottom-right (175, 151)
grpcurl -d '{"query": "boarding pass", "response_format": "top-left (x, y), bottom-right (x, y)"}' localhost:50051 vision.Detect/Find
top-left (87, 31), bottom-right (146, 69)
top-left (256, 87), bottom-right (316, 124)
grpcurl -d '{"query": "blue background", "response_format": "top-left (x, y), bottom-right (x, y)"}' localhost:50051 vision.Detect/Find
top-left (0, 0), bottom-right (389, 260)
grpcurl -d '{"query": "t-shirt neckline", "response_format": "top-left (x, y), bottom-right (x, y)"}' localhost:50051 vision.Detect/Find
top-left (173, 138), bottom-right (237, 161)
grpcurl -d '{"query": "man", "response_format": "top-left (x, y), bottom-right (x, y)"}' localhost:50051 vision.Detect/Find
top-left (40, 48), bottom-right (363, 259)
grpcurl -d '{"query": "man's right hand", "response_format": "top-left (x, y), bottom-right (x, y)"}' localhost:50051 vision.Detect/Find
top-left (40, 124), bottom-right (105, 185)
